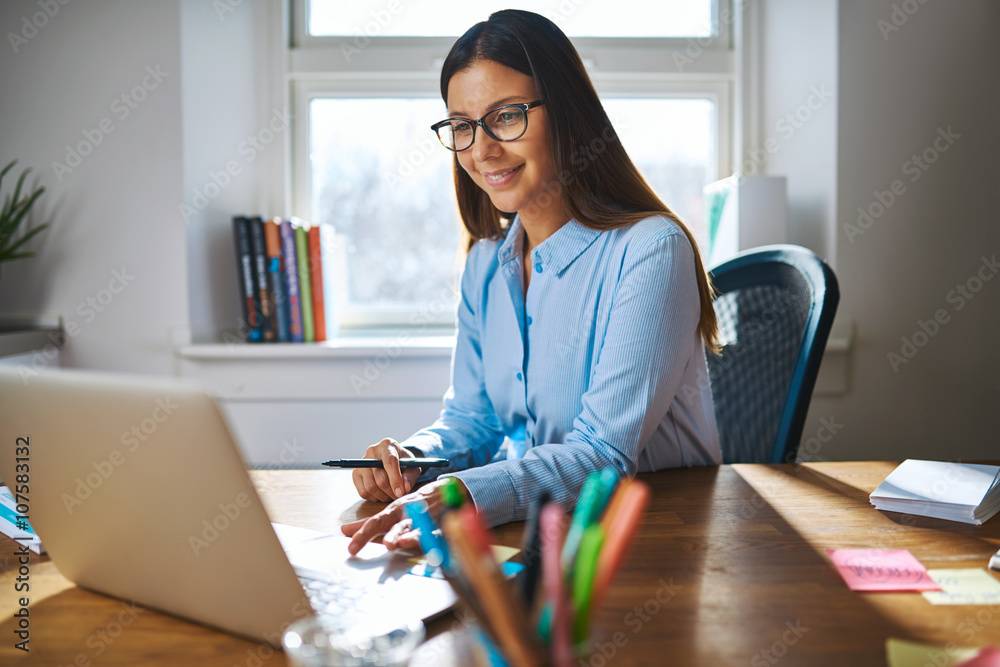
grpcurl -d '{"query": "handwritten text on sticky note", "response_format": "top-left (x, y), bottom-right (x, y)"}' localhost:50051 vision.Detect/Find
top-left (827, 549), bottom-right (941, 591)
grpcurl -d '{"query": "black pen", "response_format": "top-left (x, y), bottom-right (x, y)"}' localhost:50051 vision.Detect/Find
top-left (518, 490), bottom-right (551, 608)
top-left (322, 458), bottom-right (450, 469)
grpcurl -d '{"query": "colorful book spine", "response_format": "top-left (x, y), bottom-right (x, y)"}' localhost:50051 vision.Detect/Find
top-left (294, 221), bottom-right (315, 343)
top-left (248, 216), bottom-right (274, 342)
top-left (232, 215), bottom-right (261, 342)
top-left (279, 219), bottom-right (304, 343)
top-left (264, 218), bottom-right (289, 342)
top-left (307, 224), bottom-right (333, 343)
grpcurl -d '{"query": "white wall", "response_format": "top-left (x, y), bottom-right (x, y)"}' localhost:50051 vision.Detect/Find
top-left (181, 0), bottom-right (285, 344)
top-left (756, 0), bottom-right (839, 263)
top-left (803, 0), bottom-right (1000, 460)
top-left (0, 0), bottom-right (188, 375)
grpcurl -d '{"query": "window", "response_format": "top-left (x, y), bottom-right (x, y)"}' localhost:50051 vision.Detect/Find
top-left (290, 0), bottom-right (734, 328)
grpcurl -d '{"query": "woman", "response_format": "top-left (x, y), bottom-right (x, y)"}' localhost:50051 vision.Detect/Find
top-left (343, 9), bottom-right (720, 555)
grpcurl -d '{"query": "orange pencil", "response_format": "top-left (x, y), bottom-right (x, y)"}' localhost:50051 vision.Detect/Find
top-left (442, 507), bottom-right (542, 666)
top-left (591, 481), bottom-right (650, 613)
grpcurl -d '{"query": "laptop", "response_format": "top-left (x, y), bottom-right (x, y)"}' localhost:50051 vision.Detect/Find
top-left (0, 368), bottom-right (456, 647)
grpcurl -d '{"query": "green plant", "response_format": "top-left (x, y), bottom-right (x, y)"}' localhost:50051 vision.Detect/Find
top-left (0, 160), bottom-right (47, 264)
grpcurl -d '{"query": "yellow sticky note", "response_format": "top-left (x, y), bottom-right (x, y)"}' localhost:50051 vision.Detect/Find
top-left (885, 638), bottom-right (981, 667)
top-left (408, 544), bottom-right (520, 566)
top-left (924, 569), bottom-right (1000, 605)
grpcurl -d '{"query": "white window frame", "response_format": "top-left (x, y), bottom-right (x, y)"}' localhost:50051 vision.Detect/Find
top-left (288, 0), bottom-right (736, 329)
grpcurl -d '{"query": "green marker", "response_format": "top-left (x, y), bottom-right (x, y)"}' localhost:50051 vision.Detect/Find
top-left (561, 468), bottom-right (619, 574)
top-left (572, 523), bottom-right (606, 644)
top-left (440, 476), bottom-right (465, 509)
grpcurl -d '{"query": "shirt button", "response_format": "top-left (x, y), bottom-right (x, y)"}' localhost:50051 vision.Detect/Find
top-left (526, 316), bottom-right (533, 325)
top-left (534, 263), bottom-right (543, 273)
top-left (516, 372), bottom-right (523, 381)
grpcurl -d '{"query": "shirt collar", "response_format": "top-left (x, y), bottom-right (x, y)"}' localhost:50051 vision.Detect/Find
top-left (497, 216), bottom-right (524, 265)
top-left (496, 215), bottom-right (602, 275)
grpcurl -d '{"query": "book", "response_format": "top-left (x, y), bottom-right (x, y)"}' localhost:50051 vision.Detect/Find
top-left (294, 220), bottom-right (314, 343)
top-left (307, 222), bottom-right (339, 342)
top-left (247, 216), bottom-right (275, 342)
top-left (0, 486), bottom-right (45, 555)
top-left (231, 216), bottom-right (261, 342)
top-left (264, 218), bottom-right (289, 342)
top-left (870, 460), bottom-right (1000, 525)
top-left (279, 219), bottom-right (304, 343)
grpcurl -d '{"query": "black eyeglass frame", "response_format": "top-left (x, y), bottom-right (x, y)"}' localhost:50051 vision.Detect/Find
top-left (430, 100), bottom-right (545, 152)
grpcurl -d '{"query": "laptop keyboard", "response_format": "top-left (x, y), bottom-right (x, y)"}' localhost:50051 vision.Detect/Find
top-left (297, 571), bottom-right (387, 617)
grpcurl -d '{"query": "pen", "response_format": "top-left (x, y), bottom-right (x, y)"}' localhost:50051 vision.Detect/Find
top-left (321, 458), bottom-right (449, 469)
top-left (519, 490), bottom-right (551, 608)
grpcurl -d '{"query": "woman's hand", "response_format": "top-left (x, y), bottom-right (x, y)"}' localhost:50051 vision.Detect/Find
top-left (351, 438), bottom-right (422, 503)
top-left (341, 477), bottom-right (470, 556)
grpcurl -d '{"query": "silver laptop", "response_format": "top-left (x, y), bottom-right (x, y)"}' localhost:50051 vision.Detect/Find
top-left (0, 368), bottom-right (455, 646)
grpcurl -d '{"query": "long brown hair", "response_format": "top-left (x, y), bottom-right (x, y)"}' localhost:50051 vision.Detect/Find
top-left (440, 9), bottom-right (719, 352)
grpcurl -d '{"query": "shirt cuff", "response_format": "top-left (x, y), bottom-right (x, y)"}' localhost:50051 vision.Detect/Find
top-left (447, 465), bottom-right (520, 528)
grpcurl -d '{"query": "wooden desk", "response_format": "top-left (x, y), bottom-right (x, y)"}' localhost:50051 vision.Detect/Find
top-left (1, 463), bottom-right (998, 665)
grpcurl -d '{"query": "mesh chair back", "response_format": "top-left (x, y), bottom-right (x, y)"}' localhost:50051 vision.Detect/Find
top-left (707, 246), bottom-right (839, 464)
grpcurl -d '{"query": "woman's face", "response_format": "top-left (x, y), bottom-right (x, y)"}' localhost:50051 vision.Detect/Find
top-left (446, 60), bottom-right (567, 228)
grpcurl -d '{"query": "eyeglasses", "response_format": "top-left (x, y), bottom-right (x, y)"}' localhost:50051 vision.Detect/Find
top-left (431, 100), bottom-right (544, 152)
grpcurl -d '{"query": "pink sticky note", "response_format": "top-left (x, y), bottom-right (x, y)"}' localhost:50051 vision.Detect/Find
top-left (826, 549), bottom-right (942, 591)
top-left (956, 646), bottom-right (1000, 667)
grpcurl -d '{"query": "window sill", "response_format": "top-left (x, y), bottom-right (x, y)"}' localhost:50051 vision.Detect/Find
top-left (176, 327), bottom-right (456, 361)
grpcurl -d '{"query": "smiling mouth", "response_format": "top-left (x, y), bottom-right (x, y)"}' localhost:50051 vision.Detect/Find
top-left (482, 165), bottom-right (523, 183)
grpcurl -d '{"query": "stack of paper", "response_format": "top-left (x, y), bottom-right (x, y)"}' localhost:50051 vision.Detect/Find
top-left (870, 460), bottom-right (1000, 525)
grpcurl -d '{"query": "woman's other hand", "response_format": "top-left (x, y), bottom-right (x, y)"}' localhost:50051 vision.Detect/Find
top-left (341, 477), bottom-right (470, 556)
top-left (351, 438), bottom-right (422, 502)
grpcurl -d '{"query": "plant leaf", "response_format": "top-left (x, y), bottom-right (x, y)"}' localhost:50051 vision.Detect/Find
top-left (0, 161), bottom-right (16, 196)
top-left (0, 188), bottom-right (45, 244)
top-left (0, 193), bottom-right (11, 224)
top-left (2, 221), bottom-right (49, 257)
top-left (0, 251), bottom-right (37, 262)
top-left (9, 168), bottom-right (30, 213)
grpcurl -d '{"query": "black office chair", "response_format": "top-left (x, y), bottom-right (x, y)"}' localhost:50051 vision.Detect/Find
top-left (707, 245), bottom-right (839, 464)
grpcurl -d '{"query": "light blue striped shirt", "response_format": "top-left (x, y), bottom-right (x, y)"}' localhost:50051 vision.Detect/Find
top-left (405, 214), bottom-right (720, 527)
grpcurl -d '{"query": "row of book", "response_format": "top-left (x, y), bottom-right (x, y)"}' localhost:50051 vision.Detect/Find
top-left (232, 216), bottom-right (338, 343)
